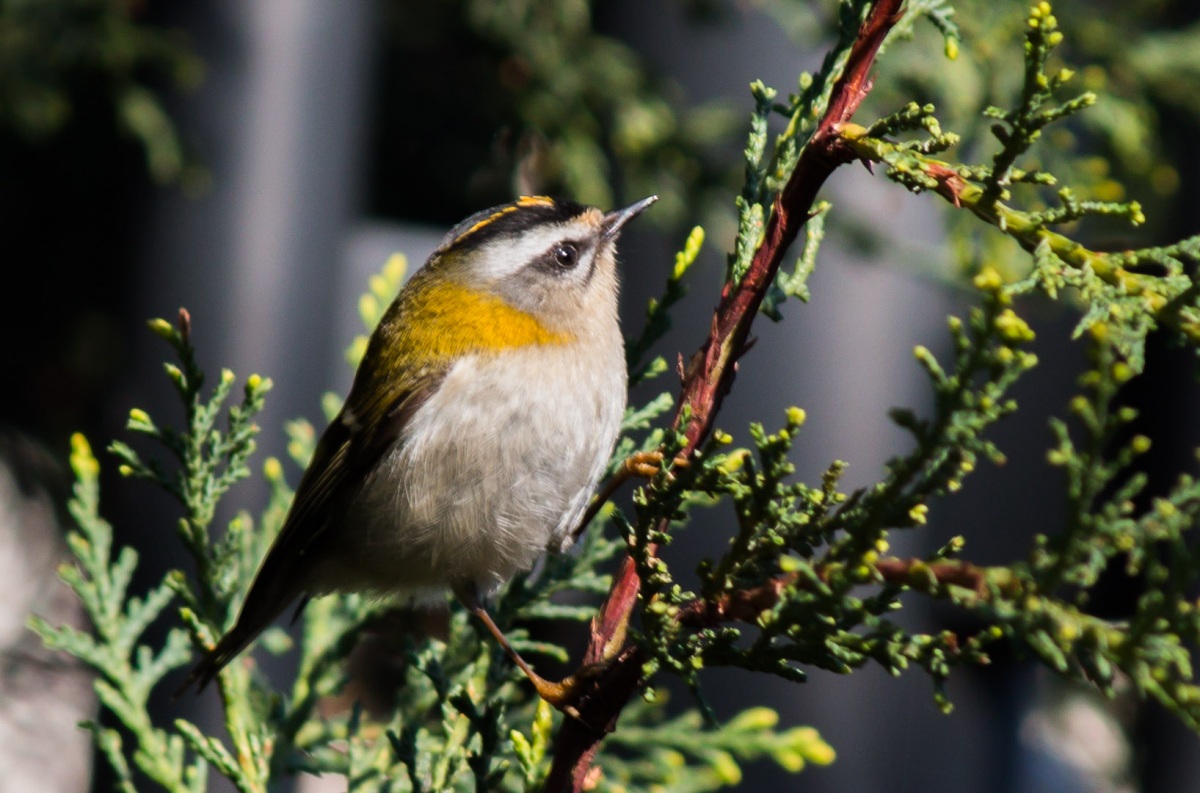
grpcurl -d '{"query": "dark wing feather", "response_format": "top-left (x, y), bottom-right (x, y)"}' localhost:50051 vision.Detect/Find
top-left (175, 360), bottom-right (445, 696)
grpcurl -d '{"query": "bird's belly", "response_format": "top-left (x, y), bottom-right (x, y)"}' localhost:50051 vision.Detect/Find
top-left (333, 348), bottom-right (624, 598)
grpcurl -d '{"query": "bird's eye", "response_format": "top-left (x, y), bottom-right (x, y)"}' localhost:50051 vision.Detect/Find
top-left (552, 243), bottom-right (579, 268)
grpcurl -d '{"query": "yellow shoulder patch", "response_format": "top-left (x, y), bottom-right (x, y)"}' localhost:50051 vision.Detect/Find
top-left (391, 277), bottom-right (573, 362)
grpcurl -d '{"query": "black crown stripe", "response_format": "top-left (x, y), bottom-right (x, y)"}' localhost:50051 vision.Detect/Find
top-left (437, 196), bottom-right (589, 255)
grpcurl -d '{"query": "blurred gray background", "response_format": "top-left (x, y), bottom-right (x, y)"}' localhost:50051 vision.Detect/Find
top-left (2, 1), bottom-right (1198, 792)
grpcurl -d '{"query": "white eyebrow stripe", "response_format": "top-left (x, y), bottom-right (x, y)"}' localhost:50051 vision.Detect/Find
top-left (471, 220), bottom-right (597, 282)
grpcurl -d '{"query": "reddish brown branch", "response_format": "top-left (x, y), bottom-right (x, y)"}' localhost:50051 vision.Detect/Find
top-left (674, 0), bottom-right (898, 453)
top-left (676, 558), bottom-right (992, 629)
top-left (872, 557), bottom-right (990, 599)
top-left (543, 2), bottom-right (906, 789)
top-left (677, 573), bottom-right (800, 627)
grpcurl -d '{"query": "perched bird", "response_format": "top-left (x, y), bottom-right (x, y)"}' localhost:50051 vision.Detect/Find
top-left (178, 194), bottom-right (656, 705)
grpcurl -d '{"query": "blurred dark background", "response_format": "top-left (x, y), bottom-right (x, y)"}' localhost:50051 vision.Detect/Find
top-left (2, 1), bottom-right (1199, 792)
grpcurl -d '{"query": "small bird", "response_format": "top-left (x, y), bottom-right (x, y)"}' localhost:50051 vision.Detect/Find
top-left (179, 194), bottom-right (656, 705)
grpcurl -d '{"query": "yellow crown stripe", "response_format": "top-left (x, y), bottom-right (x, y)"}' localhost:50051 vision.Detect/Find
top-left (453, 196), bottom-right (556, 247)
top-left (459, 205), bottom-right (520, 241)
top-left (393, 278), bottom-right (573, 361)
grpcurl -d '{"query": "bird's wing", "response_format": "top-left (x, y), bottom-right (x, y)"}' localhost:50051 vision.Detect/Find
top-left (176, 278), bottom-right (452, 694)
top-left (253, 355), bottom-right (445, 589)
top-left (254, 267), bottom-right (463, 586)
top-left (284, 375), bottom-right (440, 562)
top-left (175, 365), bottom-right (444, 695)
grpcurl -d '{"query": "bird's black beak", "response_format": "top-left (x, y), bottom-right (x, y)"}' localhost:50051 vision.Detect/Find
top-left (602, 195), bottom-right (658, 239)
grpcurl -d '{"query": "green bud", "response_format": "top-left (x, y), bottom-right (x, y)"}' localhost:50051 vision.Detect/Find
top-left (359, 293), bottom-right (380, 326)
top-left (510, 730), bottom-right (532, 761)
top-left (727, 707), bottom-right (778, 731)
top-left (674, 226), bottom-right (705, 280)
top-left (906, 560), bottom-right (937, 591)
top-left (973, 266), bottom-right (1004, 292)
top-left (716, 449), bottom-right (750, 474)
top-left (792, 726), bottom-right (836, 766)
top-left (712, 751), bottom-right (741, 784)
top-left (994, 309), bottom-right (1035, 343)
top-left (164, 363), bottom-right (185, 387)
top-left (147, 317), bottom-right (175, 340)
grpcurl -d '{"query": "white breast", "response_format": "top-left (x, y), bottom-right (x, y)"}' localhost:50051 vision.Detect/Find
top-left (337, 342), bottom-right (626, 600)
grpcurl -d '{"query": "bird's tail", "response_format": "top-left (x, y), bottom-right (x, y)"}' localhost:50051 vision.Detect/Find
top-left (173, 576), bottom-right (295, 698)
